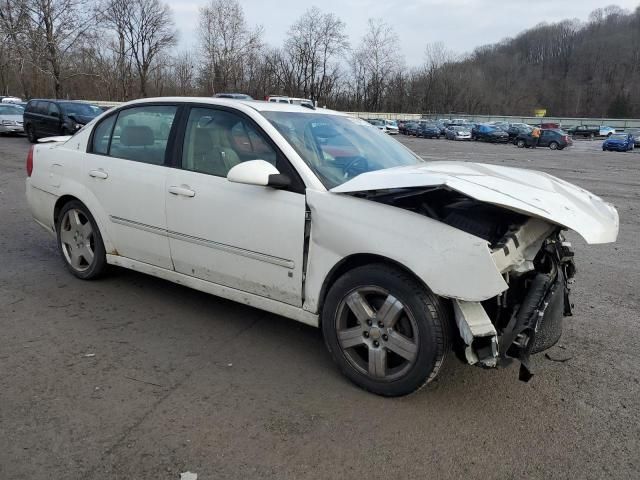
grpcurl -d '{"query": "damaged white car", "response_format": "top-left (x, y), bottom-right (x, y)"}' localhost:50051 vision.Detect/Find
top-left (25, 98), bottom-right (619, 396)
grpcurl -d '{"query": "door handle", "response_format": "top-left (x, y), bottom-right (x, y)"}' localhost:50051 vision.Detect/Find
top-left (168, 185), bottom-right (196, 197)
top-left (89, 169), bottom-right (108, 179)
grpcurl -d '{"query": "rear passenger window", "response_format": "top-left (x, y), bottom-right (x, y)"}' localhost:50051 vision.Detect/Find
top-left (48, 103), bottom-right (60, 117)
top-left (92, 115), bottom-right (117, 155)
top-left (109, 106), bottom-right (177, 165)
top-left (35, 102), bottom-right (48, 115)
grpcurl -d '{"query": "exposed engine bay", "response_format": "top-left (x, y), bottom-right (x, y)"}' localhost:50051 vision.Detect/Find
top-left (352, 186), bottom-right (577, 381)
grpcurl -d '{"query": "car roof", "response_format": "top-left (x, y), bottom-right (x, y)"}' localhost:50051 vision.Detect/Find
top-left (118, 97), bottom-right (344, 116)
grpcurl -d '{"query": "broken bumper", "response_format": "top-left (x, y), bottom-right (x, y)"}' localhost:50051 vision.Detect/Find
top-left (454, 229), bottom-right (575, 381)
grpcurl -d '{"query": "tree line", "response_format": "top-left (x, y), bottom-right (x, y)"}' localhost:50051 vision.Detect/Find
top-left (1, 0), bottom-right (639, 117)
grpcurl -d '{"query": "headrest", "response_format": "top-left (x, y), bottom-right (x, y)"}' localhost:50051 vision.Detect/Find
top-left (120, 126), bottom-right (154, 147)
top-left (193, 128), bottom-right (213, 151)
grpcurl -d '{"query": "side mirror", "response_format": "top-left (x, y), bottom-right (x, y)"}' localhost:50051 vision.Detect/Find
top-left (227, 160), bottom-right (290, 189)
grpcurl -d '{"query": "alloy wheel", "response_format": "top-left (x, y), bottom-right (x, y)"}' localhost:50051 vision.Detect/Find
top-left (59, 208), bottom-right (95, 272)
top-left (335, 286), bottom-right (419, 381)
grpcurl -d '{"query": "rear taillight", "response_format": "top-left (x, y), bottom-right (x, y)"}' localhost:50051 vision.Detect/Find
top-left (26, 145), bottom-right (34, 177)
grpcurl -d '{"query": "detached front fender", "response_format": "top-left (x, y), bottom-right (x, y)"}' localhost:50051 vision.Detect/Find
top-left (303, 190), bottom-right (508, 313)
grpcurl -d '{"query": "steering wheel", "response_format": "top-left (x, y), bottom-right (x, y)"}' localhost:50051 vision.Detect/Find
top-left (343, 156), bottom-right (369, 178)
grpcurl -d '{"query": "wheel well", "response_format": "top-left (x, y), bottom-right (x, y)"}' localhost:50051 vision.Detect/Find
top-left (53, 195), bottom-right (81, 225)
top-left (317, 253), bottom-right (428, 319)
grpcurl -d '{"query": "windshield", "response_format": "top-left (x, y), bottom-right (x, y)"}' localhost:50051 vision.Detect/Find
top-left (263, 112), bottom-right (423, 189)
top-left (0, 105), bottom-right (23, 116)
top-left (60, 102), bottom-right (99, 117)
top-left (610, 134), bottom-right (628, 140)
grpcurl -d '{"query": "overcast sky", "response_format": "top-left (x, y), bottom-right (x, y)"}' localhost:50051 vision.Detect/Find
top-left (170, 0), bottom-right (640, 65)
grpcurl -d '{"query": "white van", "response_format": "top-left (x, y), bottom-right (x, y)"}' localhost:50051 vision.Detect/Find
top-left (266, 96), bottom-right (315, 108)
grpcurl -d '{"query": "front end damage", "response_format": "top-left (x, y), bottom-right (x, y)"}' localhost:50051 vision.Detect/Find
top-left (352, 186), bottom-right (581, 381)
top-left (327, 161), bottom-right (619, 381)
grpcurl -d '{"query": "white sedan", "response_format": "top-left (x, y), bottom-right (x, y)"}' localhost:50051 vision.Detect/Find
top-left (0, 104), bottom-right (24, 134)
top-left (25, 98), bottom-right (619, 396)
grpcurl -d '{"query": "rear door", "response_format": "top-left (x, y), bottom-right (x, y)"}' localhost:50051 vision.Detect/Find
top-left (83, 104), bottom-right (179, 268)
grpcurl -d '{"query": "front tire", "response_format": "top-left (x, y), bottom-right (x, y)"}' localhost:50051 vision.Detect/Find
top-left (56, 201), bottom-right (107, 279)
top-left (322, 264), bottom-right (450, 397)
top-left (517, 139), bottom-right (526, 148)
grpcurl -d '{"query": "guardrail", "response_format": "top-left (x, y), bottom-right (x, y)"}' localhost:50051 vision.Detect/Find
top-left (82, 101), bottom-right (640, 129)
top-left (346, 112), bottom-right (640, 129)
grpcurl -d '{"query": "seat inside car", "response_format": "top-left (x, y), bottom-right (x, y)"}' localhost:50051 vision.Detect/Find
top-left (116, 125), bottom-right (163, 164)
top-left (189, 124), bottom-right (240, 176)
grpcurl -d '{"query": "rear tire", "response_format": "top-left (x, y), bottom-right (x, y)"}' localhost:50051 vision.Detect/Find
top-left (26, 124), bottom-right (38, 143)
top-left (56, 200), bottom-right (107, 280)
top-left (549, 141), bottom-right (559, 150)
top-left (322, 264), bottom-right (450, 397)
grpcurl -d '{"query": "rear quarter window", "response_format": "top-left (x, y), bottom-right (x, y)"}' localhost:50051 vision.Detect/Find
top-left (91, 115), bottom-right (117, 155)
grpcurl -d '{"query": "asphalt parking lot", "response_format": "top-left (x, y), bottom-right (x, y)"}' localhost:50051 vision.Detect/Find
top-left (1, 134), bottom-right (639, 479)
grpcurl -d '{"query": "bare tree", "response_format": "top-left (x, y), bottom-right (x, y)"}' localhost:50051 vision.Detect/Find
top-left (101, 0), bottom-right (135, 100)
top-left (352, 18), bottom-right (402, 111)
top-left (120, 0), bottom-right (177, 97)
top-left (172, 50), bottom-right (196, 95)
top-left (1, 0), bottom-right (98, 98)
top-left (198, 0), bottom-right (263, 94)
top-left (284, 6), bottom-right (349, 102)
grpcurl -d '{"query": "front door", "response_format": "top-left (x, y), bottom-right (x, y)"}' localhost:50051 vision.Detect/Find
top-left (83, 104), bottom-right (179, 269)
top-left (165, 106), bottom-right (306, 306)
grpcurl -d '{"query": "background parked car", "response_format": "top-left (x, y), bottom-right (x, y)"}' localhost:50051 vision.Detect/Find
top-left (472, 124), bottom-right (509, 143)
top-left (626, 129), bottom-right (640, 147)
top-left (600, 126), bottom-right (617, 137)
top-left (366, 119), bottom-right (389, 133)
top-left (383, 119), bottom-right (399, 134)
top-left (602, 133), bottom-right (634, 152)
top-left (213, 93), bottom-right (254, 100)
top-left (516, 129), bottom-right (572, 150)
top-left (568, 125), bottom-right (616, 138)
top-left (0, 96), bottom-right (22, 104)
top-left (416, 123), bottom-right (441, 138)
top-left (0, 104), bottom-right (24, 134)
top-left (266, 95), bottom-right (314, 108)
top-left (23, 99), bottom-right (101, 142)
top-left (404, 122), bottom-right (420, 136)
top-left (445, 125), bottom-right (472, 140)
top-left (507, 124), bottom-right (532, 143)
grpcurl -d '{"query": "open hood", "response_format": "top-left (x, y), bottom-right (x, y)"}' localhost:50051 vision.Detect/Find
top-left (330, 161), bottom-right (619, 244)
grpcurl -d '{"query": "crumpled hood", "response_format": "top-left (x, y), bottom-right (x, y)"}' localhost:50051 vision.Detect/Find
top-left (330, 161), bottom-right (619, 244)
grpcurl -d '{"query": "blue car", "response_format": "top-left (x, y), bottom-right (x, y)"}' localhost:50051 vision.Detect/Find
top-left (602, 133), bottom-right (635, 152)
